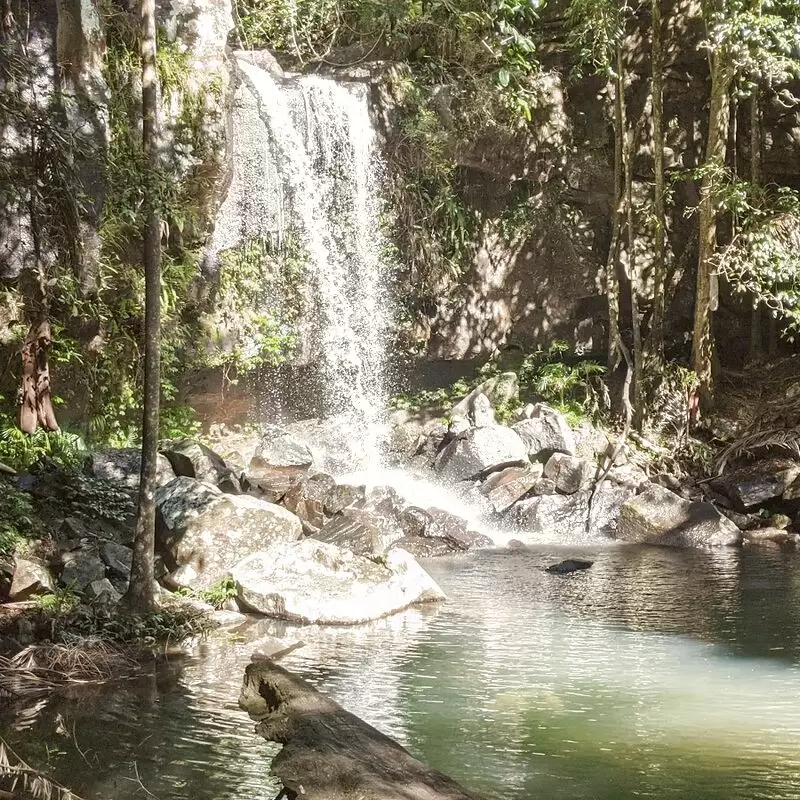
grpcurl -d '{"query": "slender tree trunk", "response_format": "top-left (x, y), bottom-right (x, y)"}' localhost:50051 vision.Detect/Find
top-left (605, 70), bottom-right (624, 369)
top-left (691, 47), bottom-right (731, 410)
top-left (748, 86), bottom-right (763, 363)
top-left (124, 0), bottom-right (161, 615)
top-left (616, 46), bottom-right (643, 429)
top-left (648, 0), bottom-right (666, 358)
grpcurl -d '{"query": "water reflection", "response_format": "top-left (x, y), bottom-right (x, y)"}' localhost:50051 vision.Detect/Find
top-left (2, 546), bottom-right (800, 800)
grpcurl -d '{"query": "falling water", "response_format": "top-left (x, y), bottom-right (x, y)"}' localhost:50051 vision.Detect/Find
top-left (209, 57), bottom-right (392, 464)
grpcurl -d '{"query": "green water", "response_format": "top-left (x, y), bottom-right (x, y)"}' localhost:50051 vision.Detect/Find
top-left (3, 545), bottom-right (800, 799)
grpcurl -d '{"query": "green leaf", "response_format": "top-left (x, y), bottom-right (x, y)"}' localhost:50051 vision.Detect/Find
top-left (497, 67), bottom-right (511, 87)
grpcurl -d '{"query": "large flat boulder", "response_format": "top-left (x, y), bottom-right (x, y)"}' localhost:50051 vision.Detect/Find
top-left (618, 484), bottom-right (742, 548)
top-left (155, 476), bottom-right (302, 589)
top-left (231, 541), bottom-right (446, 624)
top-left (434, 425), bottom-right (527, 482)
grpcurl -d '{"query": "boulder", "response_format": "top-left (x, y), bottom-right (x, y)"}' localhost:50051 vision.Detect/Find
top-left (467, 393), bottom-right (495, 428)
top-left (155, 476), bottom-right (302, 589)
top-left (248, 426), bottom-right (315, 502)
top-left (712, 462), bottom-right (800, 510)
top-left (513, 483), bottom-right (633, 538)
top-left (315, 503), bottom-right (405, 557)
top-left (230, 541), bottom-right (446, 624)
top-left (425, 508), bottom-right (493, 550)
top-left (9, 558), bottom-right (54, 600)
top-left (85, 578), bottom-right (122, 604)
top-left (398, 506), bottom-right (430, 538)
top-left (324, 483), bottom-right (366, 515)
top-left (545, 559), bottom-right (593, 574)
top-left (618, 484), bottom-right (742, 548)
top-left (573, 422), bottom-right (610, 461)
top-left (0, 553), bottom-right (13, 599)
top-left (480, 465), bottom-right (542, 512)
top-left (161, 439), bottom-right (234, 489)
top-left (283, 472), bottom-right (337, 529)
top-left (451, 372), bottom-right (519, 419)
top-left (435, 425), bottom-right (527, 482)
top-left (86, 449), bottom-right (176, 491)
top-left (530, 477), bottom-right (558, 495)
top-left (99, 540), bottom-right (133, 579)
top-left (447, 414), bottom-right (470, 438)
top-left (60, 547), bottom-right (106, 591)
top-left (742, 527), bottom-right (799, 548)
top-left (511, 404), bottom-right (575, 459)
top-left (543, 453), bottom-right (595, 494)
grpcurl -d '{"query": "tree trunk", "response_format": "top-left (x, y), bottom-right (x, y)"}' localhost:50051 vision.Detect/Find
top-left (691, 47), bottom-right (731, 410)
top-left (617, 46), bottom-right (643, 430)
top-left (239, 660), bottom-right (487, 800)
top-left (648, 0), bottom-right (666, 358)
top-left (748, 86), bottom-right (763, 363)
top-left (605, 68), bottom-right (624, 370)
top-left (124, 0), bottom-right (161, 615)
top-left (19, 321), bottom-right (58, 435)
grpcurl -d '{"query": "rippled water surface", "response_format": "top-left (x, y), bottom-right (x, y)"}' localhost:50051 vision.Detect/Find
top-left (4, 545), bottom-right (800, 799)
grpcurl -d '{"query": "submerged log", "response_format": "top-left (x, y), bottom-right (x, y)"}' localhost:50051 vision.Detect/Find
top-left (239, 661), bottom-right (489, 800)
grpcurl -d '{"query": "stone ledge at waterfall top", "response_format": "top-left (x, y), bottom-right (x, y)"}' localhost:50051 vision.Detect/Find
top-left (230, 540), bottom-right (446, 624)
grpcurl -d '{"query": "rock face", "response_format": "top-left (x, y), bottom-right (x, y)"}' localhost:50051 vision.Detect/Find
top-left (512, 404), bottom-right (576, 458)
top-left (480, 464), bottom-right (542, 511)
top-left (435, 425), bottom-right (527, 481)
top-left (513, 483), bottom-right (633, 538)
top-left (161, 439), bottom-right (233, 488)
top-left (9, 558), bottom-right (54, 600)
top-left (543, 453), bottom-right (595, 494)
top-left (60, 547), bottom-right (106, 591)
top-left (155, 476), bottom-right (302, 588)
top-left (712, 463), bottom-right (800, 511)
top-left (618, 484), bottom-right (742, 548)
top-left (248, 427), bottom-right (315, 502)
top-left (230, 541), bottom-right (446, 624)
top-left (86, 449), bottom-right (176, 491)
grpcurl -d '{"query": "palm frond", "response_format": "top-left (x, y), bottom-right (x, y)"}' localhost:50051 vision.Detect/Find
top-left (0, 736), bottom-right (85, 800)
top-left (715, 426), bottom-right (800, 474)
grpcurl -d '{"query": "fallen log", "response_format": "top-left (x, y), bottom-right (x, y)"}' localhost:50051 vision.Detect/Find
top-left (239, 661), bottom-right (490, 800)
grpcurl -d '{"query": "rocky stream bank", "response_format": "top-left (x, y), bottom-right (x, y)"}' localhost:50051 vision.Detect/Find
top-left (3, 384), bottom-right (800, 647)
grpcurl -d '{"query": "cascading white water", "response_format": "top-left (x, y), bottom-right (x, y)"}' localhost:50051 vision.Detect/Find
top-left (209, 57), bottom-right (392, 465)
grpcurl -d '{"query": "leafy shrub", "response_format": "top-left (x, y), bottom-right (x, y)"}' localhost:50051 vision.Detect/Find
top-left (519, 341), bottom-right (607, 422)
top-left (0, 414), bottom-right (87, 473)
top-left (0, 480), bottom-right (40, 556)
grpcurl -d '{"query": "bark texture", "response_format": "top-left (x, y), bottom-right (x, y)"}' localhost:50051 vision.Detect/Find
top-left (239, 661), bottom-right (490, 800)
top-left (691, 45), bottom-right (731, 408)
top-left (18, 320), bottom-right (58, 434)
top-left (124, 0), bottom-right (161, 615)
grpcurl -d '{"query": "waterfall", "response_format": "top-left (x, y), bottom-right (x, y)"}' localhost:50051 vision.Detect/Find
top-left (209, 56), bottom-right (392, 465)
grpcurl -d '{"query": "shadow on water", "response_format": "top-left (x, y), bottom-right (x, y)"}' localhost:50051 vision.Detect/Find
top-left (2, 545), bottom-right (800, 800)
